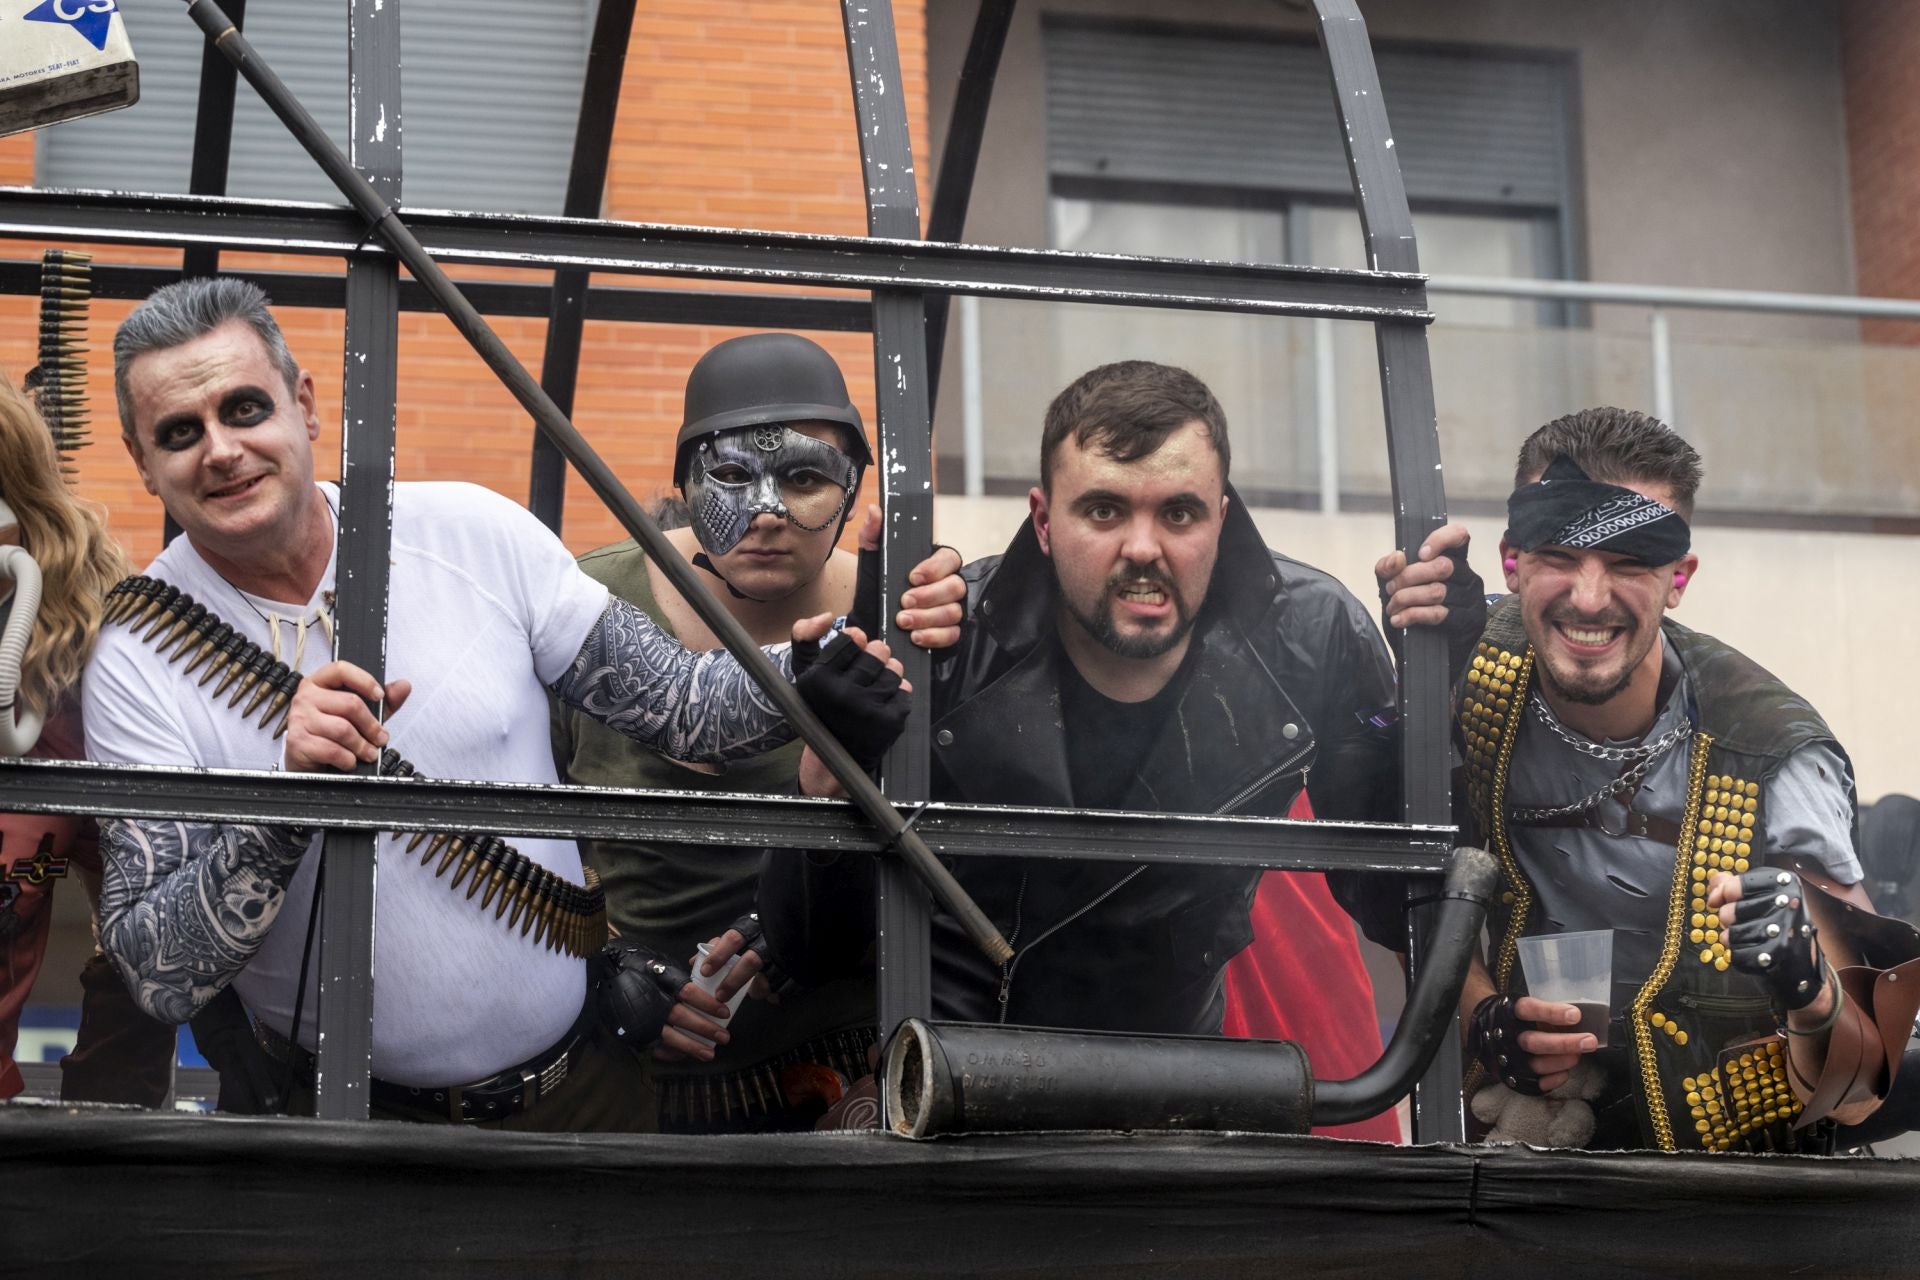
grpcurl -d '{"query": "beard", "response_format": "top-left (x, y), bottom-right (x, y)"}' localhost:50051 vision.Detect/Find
top-left (1534, 607), bottom-right (1649, 706)
top-left (1054, 559), bottom-right (1198, 660)
top-left (1536, 654), bottom-right (1639, 706)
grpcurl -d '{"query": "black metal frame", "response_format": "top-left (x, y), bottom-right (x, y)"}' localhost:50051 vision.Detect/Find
top-left (0, 0), bottom-right (1461, 1136)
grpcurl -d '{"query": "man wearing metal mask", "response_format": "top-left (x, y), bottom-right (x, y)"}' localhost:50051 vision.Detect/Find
top-left (1378, 406), bottom-right (1920, 1152)
top-left (552, 332), bottom-right (966, 1133)
top-left (676, 332), bottom-right (871, 603)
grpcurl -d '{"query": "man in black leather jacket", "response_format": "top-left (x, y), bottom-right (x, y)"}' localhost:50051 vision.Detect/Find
top-left (749, 360), bottom-right (1483, 1038)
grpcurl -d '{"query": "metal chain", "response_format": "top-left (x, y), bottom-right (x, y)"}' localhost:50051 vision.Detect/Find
top-left (1508, 694), bottom-right (1693, 823)
top-left (1528, 692), bottom-right (1689, 763)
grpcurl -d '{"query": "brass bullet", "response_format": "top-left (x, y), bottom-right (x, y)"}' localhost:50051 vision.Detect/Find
top-left (214, 663), bottom-right (250, 702)
top-left (479, 864), bottom-right (506, 912)
top-left (520, 874), bottom-right (547, 936)
top-left (449, 845), bottom-right (480, 893)
top-left (436, 836), bottom-right (465, 877)
top-left (182, 638), bottom-right (220, 679)
top-left (243, 679), bottom-right (276, 719)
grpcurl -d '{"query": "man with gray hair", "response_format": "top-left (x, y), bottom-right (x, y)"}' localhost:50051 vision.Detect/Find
top-left (82, 278), bottom-right (907, 1130)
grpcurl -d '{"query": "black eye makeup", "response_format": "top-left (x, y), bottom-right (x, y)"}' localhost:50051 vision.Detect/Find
top-left (220, 386), bottom-right (276, 426)
top-left (153, 416), bottom-right (204, 453)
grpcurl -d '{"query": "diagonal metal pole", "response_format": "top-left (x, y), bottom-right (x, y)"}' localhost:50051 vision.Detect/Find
top-left (180, 0), bottom-right (1013, 969)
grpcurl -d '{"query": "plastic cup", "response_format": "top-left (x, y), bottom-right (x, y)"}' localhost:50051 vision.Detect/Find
top-left (681, 943), bottom-right (752, 1048)
top-left (1516, 929), bottom-right (1613, 1047)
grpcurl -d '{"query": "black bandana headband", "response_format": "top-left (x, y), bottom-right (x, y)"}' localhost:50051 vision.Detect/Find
top-left (1506, 455), bottom-right (1690, 566)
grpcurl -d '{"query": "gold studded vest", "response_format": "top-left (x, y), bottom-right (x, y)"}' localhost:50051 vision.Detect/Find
top-left (1461, 597), bottom-right (1849, 1153)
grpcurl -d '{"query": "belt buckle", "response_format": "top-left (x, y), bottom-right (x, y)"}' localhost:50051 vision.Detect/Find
top-left (540, 1051), bottom-right (569, 1100)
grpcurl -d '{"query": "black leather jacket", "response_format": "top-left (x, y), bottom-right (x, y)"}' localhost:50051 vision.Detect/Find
top-left (761, 492), bottom-right (1413, 1034)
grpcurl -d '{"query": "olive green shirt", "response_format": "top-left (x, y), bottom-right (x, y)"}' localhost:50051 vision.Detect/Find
top-left (549, 540), bottom-right (873, 1073)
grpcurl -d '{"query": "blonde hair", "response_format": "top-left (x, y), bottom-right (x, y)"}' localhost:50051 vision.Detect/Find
top-left (0, 376), bottom-right (130, 719)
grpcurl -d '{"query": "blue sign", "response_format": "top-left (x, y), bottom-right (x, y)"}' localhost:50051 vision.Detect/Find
top-left (22, 0), bottom-right (120, 53)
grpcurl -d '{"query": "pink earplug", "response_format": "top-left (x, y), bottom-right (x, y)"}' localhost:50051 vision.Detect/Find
top-left (1673, 572), bottom-right (1687, 587)
top-left (1502, 557), bottom-right (1518, 573)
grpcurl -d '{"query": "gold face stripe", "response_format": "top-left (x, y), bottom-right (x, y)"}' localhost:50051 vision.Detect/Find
top-left (1625, 730), bottom-right (1714, 1152)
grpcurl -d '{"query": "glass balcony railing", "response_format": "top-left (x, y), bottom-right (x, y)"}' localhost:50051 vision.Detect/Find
top-left (940, 282), bottom-right (1920, 528)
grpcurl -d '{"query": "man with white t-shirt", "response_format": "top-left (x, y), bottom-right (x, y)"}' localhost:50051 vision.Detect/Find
top-left (84, 278), bottom-right (905, 1130)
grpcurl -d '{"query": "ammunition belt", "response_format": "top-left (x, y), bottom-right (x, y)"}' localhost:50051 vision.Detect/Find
top-left (656, 1026), bottom-right (878, 1134)
top-left (27, 247), bottom-right (93, 478)
top-left (104, 575), bottom-right (607, 959)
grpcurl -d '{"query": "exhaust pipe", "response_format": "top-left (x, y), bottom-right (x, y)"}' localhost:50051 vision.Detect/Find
top-left (883, 846), bottom-right (1497, 1139)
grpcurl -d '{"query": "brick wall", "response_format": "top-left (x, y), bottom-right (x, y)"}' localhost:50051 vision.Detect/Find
top-left (1841, 0), bottom-right (1920, 344)
top-left (1, 2), bottom-right (928, 565)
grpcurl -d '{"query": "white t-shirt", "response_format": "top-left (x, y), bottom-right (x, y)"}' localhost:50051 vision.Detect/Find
top-left (84, 482), bottom-right (609, 1085)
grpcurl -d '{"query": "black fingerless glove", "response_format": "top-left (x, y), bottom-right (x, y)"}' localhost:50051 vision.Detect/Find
top-left (1726, 867), bottom-right (1823, 1010)
top-left (1468, 993), bottom-right (1548, 1096)
top-left (792, 629), bottom-right (909, 771)
top-left (723, 909), bottom-right (795, 995)
top-left (592, 942), bottom-right (690, 1047)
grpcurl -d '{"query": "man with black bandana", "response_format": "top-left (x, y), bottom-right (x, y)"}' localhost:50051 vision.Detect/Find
top-left (1378, 406), bottom-right (1920, 1151)
top-left (551, 332), bottom-right (966, 1132)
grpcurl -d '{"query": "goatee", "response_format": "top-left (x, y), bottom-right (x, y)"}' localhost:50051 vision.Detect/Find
top-left (1054, 561), bottom-right (1197, 660)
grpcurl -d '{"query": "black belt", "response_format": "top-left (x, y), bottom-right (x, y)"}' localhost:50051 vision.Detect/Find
top-left (1509, 806), bottom-right (1682, 845)
top-left (253, 999), bottom-right (597, 1125)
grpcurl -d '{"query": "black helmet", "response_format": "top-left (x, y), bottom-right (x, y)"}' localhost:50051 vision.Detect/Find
top-left (673, 333), bottom-right (870, 488)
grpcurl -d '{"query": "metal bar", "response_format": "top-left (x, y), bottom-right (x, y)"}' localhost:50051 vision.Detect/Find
top-left (924, 0), bottom-right (1017, 414)
top-left (1313, 0), bottom-right (1462, 1144)
top-left (1427, 273), bottom-right (1920, 321)
top-left (180, 0), bottom-right (1012, 968)
top-left (0, 759), bottom-right (1455, 871)
top-left (0, 260), bottom-right (871, 329)
top-left (843, 0), bottom-right (935, 1035)
top-left (0, 189), bottom-right (1433, 322)
top-left (1650, 308), bottom-right (1675, 424)
top-left (181, 0), bottom-right (246, 280)
top-left (310, 0), bottom-right (404, 1124)
top-left (528, 0), bottom-right (638, 533)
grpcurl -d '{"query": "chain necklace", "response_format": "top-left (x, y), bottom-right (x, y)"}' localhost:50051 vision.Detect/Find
top-left (207, 490), bottom-right (338, 667)
top-left (1508, 693), bottom-right (1693, 823)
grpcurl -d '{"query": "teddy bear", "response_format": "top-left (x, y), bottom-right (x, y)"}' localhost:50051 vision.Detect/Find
top-left (1469, 1059), bottom-right (1607, 1147)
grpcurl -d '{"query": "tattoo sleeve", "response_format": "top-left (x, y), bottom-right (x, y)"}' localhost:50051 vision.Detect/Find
top-left (550, 596), bottom-right (797, 764)
top-left (96, 817), bottom-right (311, 1025)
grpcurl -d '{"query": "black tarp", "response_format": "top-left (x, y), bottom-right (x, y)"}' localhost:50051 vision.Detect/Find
top-left (3, 1107), bottom-right (1919, 1277)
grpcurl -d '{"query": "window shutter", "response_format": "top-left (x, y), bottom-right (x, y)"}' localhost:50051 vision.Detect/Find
top-left (38, 1), bottom-right (590, 214)
top-left (1045, 21), bottom-right (1568, 210)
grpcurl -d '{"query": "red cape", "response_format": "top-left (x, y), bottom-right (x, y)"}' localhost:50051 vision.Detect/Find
top-left (1220, 792), bottom-right (1400, 1142)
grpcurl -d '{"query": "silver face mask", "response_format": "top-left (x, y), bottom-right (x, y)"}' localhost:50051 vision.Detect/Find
top-left (685, 424), bottom-right (859, 555)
